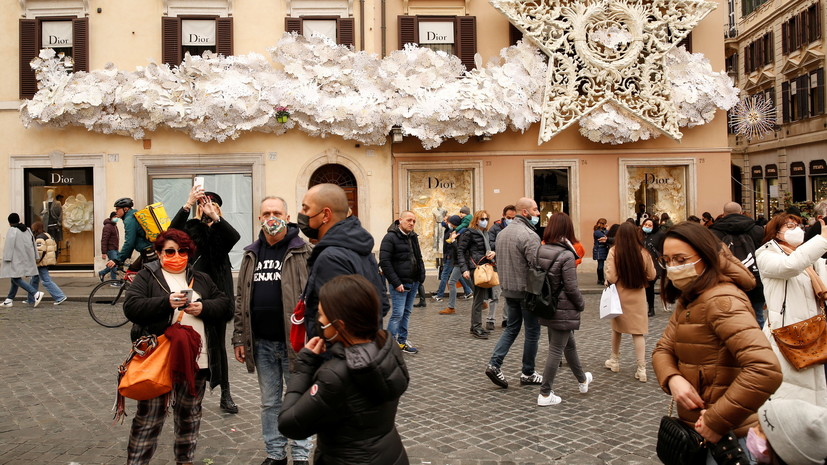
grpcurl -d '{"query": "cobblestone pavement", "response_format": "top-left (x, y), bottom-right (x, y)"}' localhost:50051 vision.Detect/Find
top-left (0, 284), bottom-right (671, 465)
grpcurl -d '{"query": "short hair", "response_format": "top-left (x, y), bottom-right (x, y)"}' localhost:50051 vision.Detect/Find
top-left (502, 205), bottom-right (516, 216)
top-left (56, 194), bottom-right (64, 201)
top-left (399, 210), bottom-right (415, 219)
top-left (109, 211), bottom-right (118, 219)
top-left (30, 221), bottom-right (44, 236)
top-left (261, 196), bottom-right (288, 215)
top-left (815, 201), bottom-right (827, 218)
top-left (154, 228), bottom-right (197, 257)
top-left (319, 275), bottom-right (381, 341)
top-left (723, 202), bottom-right (743, 215)
top-left (8, 213), bottom-right (20, 224)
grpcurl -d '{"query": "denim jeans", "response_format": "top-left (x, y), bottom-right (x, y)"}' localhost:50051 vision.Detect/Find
top-left (435, 257), bottom-right (472, 297)
top-left (6, 277), bottom-right (38, 301)
top-left (387, 283), bottom-right (418, 344)
top-left (29, 267), bottom-right (65, 302)
top-left (752, 300), bottom-right (765, 329)
top-left (488, 297), bottom-right (541, 376)
top-left (447, 267), bottom-right (475, 309)
top-left (100, 250), bottom-right (120, 280)
top-left (596, 259), bottom-right (605, 284)
top-left (254, 339), bottom-right (311, 461)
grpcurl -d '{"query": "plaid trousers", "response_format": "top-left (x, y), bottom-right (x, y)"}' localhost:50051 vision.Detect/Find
top-left (127, 370), bottom-right (208, 465)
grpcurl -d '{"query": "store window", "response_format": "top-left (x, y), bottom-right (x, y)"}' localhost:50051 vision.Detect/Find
top-left (790, 161), bottom-right (807, 202)
top-left (161, 16), bottom-right (233, 65)
top-left (23, 167), bottom-right (94, 268)
top-left (625, 165), bottom-right (688, 223)
top-left (752, 165), bottom-right (765, 217)
top-left (285, 17), bottom-right (355, 46)
top-left (766, 164), bottom-right (780, 214)
top-left (811, 159), bottom-right (827, 203)
top-left (19, 17), bottom-right (89, 99)
top-left (399, 15), bottom-right (477, 71)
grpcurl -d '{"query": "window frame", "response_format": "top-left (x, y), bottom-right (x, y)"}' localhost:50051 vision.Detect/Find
top-left (284, 15), bottom-right (355, 47)
top-left (161, 15), bottom-right (233, 66)
top-left (19, 16), bottom-right (88, 99)
top-left (398, 15), bottom-right (477, 71)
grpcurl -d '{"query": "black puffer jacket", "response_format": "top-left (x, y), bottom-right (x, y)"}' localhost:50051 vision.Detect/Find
top-left (710, 214), bottom-right (765, 303)
top-left (379, 221), bottom-right (425, 288)
top-left (123, 261), bottom-right (232, 389)
top-left (458, 228), bottom-right (494, 274)
top-left (279, 333), bottom-right (410, 465)
top-left (535, 241), bottom-right (584, 331)
top-left (643, 229), bottom-right (665, 278)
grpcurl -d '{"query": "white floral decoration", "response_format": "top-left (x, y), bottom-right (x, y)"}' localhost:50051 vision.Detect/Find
top-left (729, 94), bottom-right (777, 140)
top-left (21, 34), bottom-right (736, 147)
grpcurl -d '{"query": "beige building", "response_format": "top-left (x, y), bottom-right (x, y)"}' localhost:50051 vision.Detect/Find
top-left (726, 0), bottom-right (826, 219)
top-left (2, 0), bottom-right (732, 273)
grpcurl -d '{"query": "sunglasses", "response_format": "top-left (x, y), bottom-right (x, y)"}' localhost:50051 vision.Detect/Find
top-left (162, 248), bottom-right (190, 258)
top-left (480, 217), bottom-right (490, 220)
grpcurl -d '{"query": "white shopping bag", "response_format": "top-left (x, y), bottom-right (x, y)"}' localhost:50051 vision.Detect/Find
top-left (599, 284), bottom-right (623, 319)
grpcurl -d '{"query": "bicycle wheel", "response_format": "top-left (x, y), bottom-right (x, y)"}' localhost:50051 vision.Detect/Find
top-left (88, 280), bottom-right (130, 328)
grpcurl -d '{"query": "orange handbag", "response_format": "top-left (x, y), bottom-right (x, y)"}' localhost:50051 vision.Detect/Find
top-left (117, 312), bottom-right (183, 400)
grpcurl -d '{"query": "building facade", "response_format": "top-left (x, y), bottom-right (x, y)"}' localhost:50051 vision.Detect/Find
top-left (726, 0), bottom-right (826, 219)
top-left (2, 0), bottom-right (731, 272)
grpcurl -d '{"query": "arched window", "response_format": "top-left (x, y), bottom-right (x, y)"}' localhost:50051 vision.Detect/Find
top-left (309, 164), bottom-right (358, 217)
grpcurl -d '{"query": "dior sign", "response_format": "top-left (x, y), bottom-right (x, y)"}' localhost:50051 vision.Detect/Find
top-left (41, 21), bottom-right (73, 48)
top-left (182, 20), bottom-right (216, 46)
top-left (418, 21), bottom-right (454, 44)
top-left (427, 177), bottom-right (456, 189)
top-left (644, 173), bottom-right (670, 184)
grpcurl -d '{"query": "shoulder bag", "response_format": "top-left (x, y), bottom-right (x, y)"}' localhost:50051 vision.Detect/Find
top-left (525, 246), bottom-right (563, 319)
top-left (656, 400), bottom-right (707, 465)
top-left (770, 281), bottom-right (827, 370)
top-left (473, 257), bottom-right (499, 288)
top-left (117, 311), bottom-right (184, 401)
top-left (290, 273), bottom-right (316, 353)
top-left (599, 284), bottom-right (622, 319)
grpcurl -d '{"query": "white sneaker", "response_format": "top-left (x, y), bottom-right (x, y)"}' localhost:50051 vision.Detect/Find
top-left (53, 296), bottom-right (68, 306)
top-left (33, 292), bottom-right (44, 308)
top-left (537, 392), bottom-right (562, 406)
top-left (1, 299), bottom-right (12, 307)
top-left (579, 372), bottom-right (593, 394)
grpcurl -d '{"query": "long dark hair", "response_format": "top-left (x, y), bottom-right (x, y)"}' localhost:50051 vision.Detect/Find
top-left (319, 274), bottom-right (384, 345)
top-left (660, 222), bottom-right (723, 306)
top-left (544, 212), bottom-right (576, 244)
top-left (613, 222), bottom-right (648, 289)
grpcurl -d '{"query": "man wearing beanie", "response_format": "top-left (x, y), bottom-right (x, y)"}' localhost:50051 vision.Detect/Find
top-left (757, 398), bottom-right (827, 464)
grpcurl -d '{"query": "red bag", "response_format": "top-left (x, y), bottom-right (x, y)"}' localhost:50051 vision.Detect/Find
top-left (290, 298), bottom-right (307, 352)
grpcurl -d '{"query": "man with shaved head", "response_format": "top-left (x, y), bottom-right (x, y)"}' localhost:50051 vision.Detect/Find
top-left (299, 183), bottom-right (389, 339)
top-left (710, 201), bottom-right (766, 327)
top-left (484, 197), bottom-right (544, 389)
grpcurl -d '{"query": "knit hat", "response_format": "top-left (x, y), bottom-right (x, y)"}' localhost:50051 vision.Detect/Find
top-left (459, 206), bottom-right (471, 215)
top-left (448, 215), bottom-right (462, 226)
top-left (758, 398), bottom-right (827, 465)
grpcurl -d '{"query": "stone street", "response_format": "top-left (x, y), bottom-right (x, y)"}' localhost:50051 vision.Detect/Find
top-left (0, 277), bottom-right (671, 465)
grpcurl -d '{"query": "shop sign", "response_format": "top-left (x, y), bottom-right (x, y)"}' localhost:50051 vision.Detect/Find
top-left (751, 166), bottom-right (763, 178)
top-left (41, 21), bottom-right (73, 48)
top-left (426, 176), bottom-right (456, 189)
top-left (26, 168), bottom-right (91, 185)
top-left (418, 21), bottom-right (454, 44)
top-left (644, 172), bottom-right (671, 184)
top-left (765, 164), bottom-right (778, 178)
top-left (810, 159), bottom-right (827, 175)
top-left (182, 20), bottom-right (216, 46)
top-left (790, 162), bottom-right (806, 176)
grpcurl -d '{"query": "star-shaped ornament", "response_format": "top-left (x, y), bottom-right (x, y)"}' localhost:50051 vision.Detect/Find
top-left (490, 0), bottom-right (716, 144)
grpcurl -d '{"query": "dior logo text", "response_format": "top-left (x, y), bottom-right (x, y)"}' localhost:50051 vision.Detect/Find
top-left (427, 177), bottom-right (455, 189)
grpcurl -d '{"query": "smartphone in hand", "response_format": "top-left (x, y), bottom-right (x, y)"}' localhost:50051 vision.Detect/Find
top-left (193, 177), bottom-right (205, 190)
top-left (180, 288), bottom-right (194, 303)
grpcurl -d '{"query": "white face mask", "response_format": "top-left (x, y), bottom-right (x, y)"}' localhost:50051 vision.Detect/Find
top-left (783, 227), bottom-right (805, 247)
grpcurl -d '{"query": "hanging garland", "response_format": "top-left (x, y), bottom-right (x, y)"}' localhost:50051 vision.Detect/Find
top-left (20, 33), bottom-right (737, 148)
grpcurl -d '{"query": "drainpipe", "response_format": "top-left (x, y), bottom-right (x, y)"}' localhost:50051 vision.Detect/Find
top-left (359, 0), bottom-right (365, 51)
top-left (381, 0), bottom-right (386, 57)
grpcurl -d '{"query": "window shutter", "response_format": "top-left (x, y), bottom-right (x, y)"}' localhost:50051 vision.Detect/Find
top-left (337, 17), bottom-right (355, 47)
top-left (815, 3), bottom-right (822, 40)
top-left (509, 23), bottom-right (523, 46)
top-left (782, 81), bottom-right (790, 122)
top-left (285, 17), bottom-right (303, 34)
top-left (801, 10), bottom-right (810, 46)
top-left (398, 16), bottom-right (416, 48)
top-left (744, 45), bottom-right (751, 74)
top-left (799, 75), bottom-right (809, 118)
top-left (216, 17), bottom-right (233, 56)
top-left (817, 68), bottom-right (825, 115)
top-left (782, 22), bottom-right (788, 54)
top-left (19, 19), bottom-right (38, 99)
top-left (456, 16), bottom-right (477, 71)
top-left (72, 17), bottom-right (89, 72)
top-left (162, 17), bottom-right (181, 66)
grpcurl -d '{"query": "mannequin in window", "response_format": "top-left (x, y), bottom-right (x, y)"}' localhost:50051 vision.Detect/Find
top-left (432, 199), bottom-right (448, 252)
top-left (48, 195), bottom-right (64, 257)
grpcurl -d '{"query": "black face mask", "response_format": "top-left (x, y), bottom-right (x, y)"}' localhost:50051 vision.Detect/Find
top-left (297, 210), bottom-right (323, 240)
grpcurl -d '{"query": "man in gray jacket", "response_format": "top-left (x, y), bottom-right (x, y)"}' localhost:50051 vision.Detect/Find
top-left (1, 213), bottom-right (44, 307)
top-left (232, 196), bottom-right (311, 465)
top-left (484, 198), bottom-right (543, 389)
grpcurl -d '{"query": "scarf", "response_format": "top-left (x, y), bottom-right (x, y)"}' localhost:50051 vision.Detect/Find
top-left (777, 241), bottom-right (827, 304)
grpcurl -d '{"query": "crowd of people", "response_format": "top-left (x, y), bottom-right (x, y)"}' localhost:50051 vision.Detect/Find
top-left (4, 189), bottom-right (827, 464)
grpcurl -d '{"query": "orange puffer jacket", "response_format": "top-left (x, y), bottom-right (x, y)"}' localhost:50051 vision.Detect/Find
top-left (652, 251), bottom-right (782, 437)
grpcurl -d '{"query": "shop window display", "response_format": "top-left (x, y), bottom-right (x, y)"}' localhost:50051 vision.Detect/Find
top-left (533, 168), bottom-right (570, 227)
top-left (24, 168), bottom-right (94, 268)
top-left (626, 165), bottom-right (687, 222)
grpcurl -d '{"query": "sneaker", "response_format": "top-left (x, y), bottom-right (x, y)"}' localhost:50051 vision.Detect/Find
top-left (438, 307), bottom-right (456, 315)
top-left (32, 292), bottom-right (44, 308)
top-left (485, 320), bottom-right (495, 331)
top-left (398, 341), bottom-right (418, 354)
top-left (579, 372), bottom-right (593, 394)
top-left (470, 328), bottom-right (489, 339)
top-left (99, 273), bottom-right (105, 283)
top-left (485, 365), bottom-right (508, 388)
top-left (1, 299), bottom-right (12, 308)
top-left (110, 282), bottom-right (123, 288)
top-left (520, 371), bottom-right (543, 385)
top-left (53, 296), bottom-right (68, 306)
top-left (462, 293), bottom-right (474, 300)
top-left (432, 295), bottom-right (444, 302)
top-left (537, 391), bottom-right (562, 406)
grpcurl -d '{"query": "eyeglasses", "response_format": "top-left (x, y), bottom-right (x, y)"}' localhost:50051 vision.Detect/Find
top-left (162, 248), bottom-right (189, 258)
top-left (656, 254), bottom-right (698, 269)
top-left (783, 222), bottom-right (800, 229)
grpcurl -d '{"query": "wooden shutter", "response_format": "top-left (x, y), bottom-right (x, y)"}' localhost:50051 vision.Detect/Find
top-left (72, 17), bottom-right (89, 72)
top-left (285, 17), bottom-right (302, 34)
top-left (799, 75), bottom-right (809, 119)
top-left (782, 22), bottom-right (789, 54)
top-left (744, 44), bottom-right (751, 74)
top-left (216, 17), bottom-right (233, 56)
top-left (456, 16), bottom-right (477, 71)
top-left (337, 17), bottom-right (355, 47)
top-left (398, 16), bottom-right (416, 48)
top-left (19, 19), bottom-right (38, 99)
top-left (162, 17), bottom-right (181, 66)
top-left (509, 23), bottom-right (522, 46)
top-left (814, 3), bottom-right (822, 40)
top-left (782, 81), bottom-right (790, 122)
top-left (801, 10), bottom-right (810, 46)
top-left (817, 68), bottom-right (825, 115)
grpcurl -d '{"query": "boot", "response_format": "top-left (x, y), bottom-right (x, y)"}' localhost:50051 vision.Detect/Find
top-left (648, 307), bottom-right (655, 317)
top-left (413, 296), bottom-right (426, 308)
top-left (634, 360), bottom-right (647, 382)
top-left (220, 387), bottom-right (239, 414)
top-left (439, 307), bottom-right (456, 315)
top-left (604, 353), bottom-right (620, 373)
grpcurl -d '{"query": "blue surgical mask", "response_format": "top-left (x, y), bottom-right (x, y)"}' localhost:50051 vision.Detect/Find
top-left (479, 220), bottom-right (488, 229)
top-left (111, 217), bottom-right (120, 224)
top-left (642, 226), bottom-right (653, 234)
top-left (530, 216), bottom-right (540, 226)
top-left (505, 218), bottom-right (513, 225)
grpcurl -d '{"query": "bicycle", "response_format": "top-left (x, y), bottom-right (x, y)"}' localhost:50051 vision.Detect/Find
top-left (88, 265), bottom-right (137, 328)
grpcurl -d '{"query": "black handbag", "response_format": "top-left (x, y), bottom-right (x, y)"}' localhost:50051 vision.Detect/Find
top-left (656, 401), bottom-right (707, 465)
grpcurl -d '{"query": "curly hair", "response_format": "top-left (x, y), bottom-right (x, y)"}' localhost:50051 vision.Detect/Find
top-left (154, 228), bottom-right (197, 256)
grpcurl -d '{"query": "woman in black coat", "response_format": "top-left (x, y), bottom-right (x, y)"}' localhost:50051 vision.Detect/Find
top-left (170, 186), bottom-right (241, 413)
top-left (279, 275), bottom-right (409, 465)
top-left (535, 213), bottom-right (591, 406)
top-left (640, 217), bottom-right (665, 317)
top-left (458, 210), bottom-right (496, 339)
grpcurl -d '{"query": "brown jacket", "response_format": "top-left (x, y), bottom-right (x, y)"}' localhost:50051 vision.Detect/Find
top-left (652, 252), bottom-right (782, 437)
top-left (605, 246), bottom-right (656, 334)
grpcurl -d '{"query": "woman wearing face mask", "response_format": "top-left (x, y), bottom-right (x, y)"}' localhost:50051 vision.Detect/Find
top-left (641, 218), bottom-right (665, 317)
top-left (99, 211), bottom-right (121, 281)
top-left (458, 210), bottom-right (497, 339)
top-left (653, 221), bottom-right (782, 462)
top-left (604, 222), bottom-right (657, 382)
top-left (755, 213), bottom-right (827, 407)
top-left (593, 218), bottom-right (609, 285)
top-left (279, 274), bottom-right (410, 465)
top-left (122, 228), bottom-right (232, 465)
